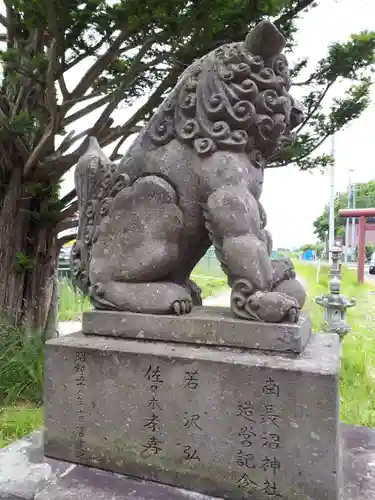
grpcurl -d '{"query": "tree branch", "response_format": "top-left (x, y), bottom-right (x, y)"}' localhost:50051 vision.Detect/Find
top-left (63, 44), bottom-right (168, 128)
top-left (110, 135), bottom-right (128, 161)
top-left (101, 68), bottom-right (179, 147)
top-left (11, 85), bottom-right (29, 118)
top-left (46, 39), bottom-right (59, 127)
top-left (266, 132), bottom-right (331, 169)
top-left (58, 75), bottom-right (70, 101)
top-left (296, 80), bottom-right (335, 135)
top-left (70, 30), bottom-right (129, 100)
top-left (62, 92), bottom-right (115, 128)
top-left (46, 0), bottom-right (62, 52)
top-left (0, 14), bottom-right (8, 29)
top-left (62, 38), bottom-right (107, 74)
top-left (55, 217), bottom-right (78, 234)
top-left (60, 189), bottom-right (76, 208)
top-left (40, 67), bottom-right (178, 182)
top-left (5, 3), bottom-right (16, 47)
top-left (58, 200), bottom-right (78, 222)
top-left (274, 0), bottom-right (315, 28)
top-left (23, 36), bottom-right (63, 178)
top-left (62, 90), bottom-right (104, 108)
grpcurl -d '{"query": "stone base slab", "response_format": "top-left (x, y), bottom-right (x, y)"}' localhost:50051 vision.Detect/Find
top-left (82, 307), bottom-right (311, 354)
top-left (45, 332), bottom-right (338, 499)
top-left (0, 426), bottom-right (374, 499)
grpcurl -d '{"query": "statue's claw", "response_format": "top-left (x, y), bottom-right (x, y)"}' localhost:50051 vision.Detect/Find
top-left (172, 300), bottom-right (192, 316)
top-left (285, 306), bottom-right (299, 324)
top-left (186, 279), bottom-right (203, 306)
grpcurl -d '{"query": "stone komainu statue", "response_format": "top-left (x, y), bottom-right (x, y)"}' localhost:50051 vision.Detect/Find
top-left (72, 20), bottom-right (306, 323)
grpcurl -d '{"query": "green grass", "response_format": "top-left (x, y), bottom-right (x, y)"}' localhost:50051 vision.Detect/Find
top-left (0, 320), bottom-right (44, 405)
top-left (193, 275), bottom-right (228, 298)
top-left (295, 260), bottom-right (375, 427)
top-left (193, 258), bottom-right (226, 279)
top-left (0, 406), bottom-right (43, 448)
top-left (0, 318), bottom-right (44, 448)
top-left (59, 278), bottom-right (91, 321)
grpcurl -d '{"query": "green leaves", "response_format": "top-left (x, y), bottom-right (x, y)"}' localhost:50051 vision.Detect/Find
top-left (0, 0), bottom-right (374, 182)
top-left (14, 252), bottom-right (36, 271)
top-left (329, 79), bottom-right (371, 130)
top-left (269, 29), bottom-right (375, 172)
top-left (316, 31), bottom-right (375, 83)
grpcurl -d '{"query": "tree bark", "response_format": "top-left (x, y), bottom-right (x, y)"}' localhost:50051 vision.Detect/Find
top-left (0, 168), bottom-right (58, 333)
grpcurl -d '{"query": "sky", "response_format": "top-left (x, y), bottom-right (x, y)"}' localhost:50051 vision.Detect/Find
top-left (50, 0), bottom-right (375, 247)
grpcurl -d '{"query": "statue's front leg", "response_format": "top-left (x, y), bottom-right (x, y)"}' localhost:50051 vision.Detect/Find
top-left (271, 257), bottom-right (306, 310)
top-left (257, 202), bottom-right (306, 310)
top-left (205, 185), bottom-right (300, 323)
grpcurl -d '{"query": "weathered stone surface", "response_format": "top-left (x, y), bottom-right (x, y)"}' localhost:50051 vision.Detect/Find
top-left (343, 424), bottom-right (375, 500)
top-left (82, 307), bottom-right (311, 353)
top-left (1, 424), bottom-right (374, 499)
top-left (72, 20), bottom-right (306, 323)
top-left (36, 465), bottom-right (213, 500)
top-left (0, 430), bottom-right (72, 499)
top-left (45, 332), bottom-right (339, 499)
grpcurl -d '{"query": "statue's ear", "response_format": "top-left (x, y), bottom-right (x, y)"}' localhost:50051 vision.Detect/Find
top-left (244, 20), bottom-right (286, 59)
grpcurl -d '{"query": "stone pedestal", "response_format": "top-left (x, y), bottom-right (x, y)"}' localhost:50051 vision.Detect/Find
top-left (44, 310), bottom-right (340, 500)
top-left (1, 425), bottom-right (374, 500)
top-left (82, 307), bottom-right (312, 353)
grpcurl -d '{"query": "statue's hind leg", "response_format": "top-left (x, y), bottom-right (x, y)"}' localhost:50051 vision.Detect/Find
top-left (89, 175), bottom-right (193, 315)
top-left (90, 281), bottom-right (193, 315)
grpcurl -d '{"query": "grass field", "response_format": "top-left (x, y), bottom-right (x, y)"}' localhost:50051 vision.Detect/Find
top-left (294, 260), bottom-right (375, 427)
top-left (0, 317), bottom-right (44, 448)
top-left (0, 406), bottom-right (43, 448)
top-left (59, 278), bottom-right (91, 320)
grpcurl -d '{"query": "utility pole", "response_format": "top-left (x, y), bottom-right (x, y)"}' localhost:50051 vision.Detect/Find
top-left (328, 135), bottom-right (336, 255)
top-left (345, 169), bottom-right (355, 263)
top-left (351, 183), bottom-right (357, 259)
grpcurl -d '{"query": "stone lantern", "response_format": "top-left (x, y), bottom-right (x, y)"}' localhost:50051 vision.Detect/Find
top-left (329, 245), bottom-right (342, 280)
top-left (315, 247), bottom-right (356, 340)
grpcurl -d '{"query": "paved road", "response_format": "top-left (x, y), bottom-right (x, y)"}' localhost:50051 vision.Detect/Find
top-left (346, 263), bottom-right (375, 284)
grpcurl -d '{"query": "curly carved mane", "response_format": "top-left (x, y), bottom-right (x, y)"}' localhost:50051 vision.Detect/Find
top-left (146, 40), bottom-right (302, 167)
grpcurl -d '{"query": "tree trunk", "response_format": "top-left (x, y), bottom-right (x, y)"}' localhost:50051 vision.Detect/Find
top-left (0, 168), bottom-right (59, 333)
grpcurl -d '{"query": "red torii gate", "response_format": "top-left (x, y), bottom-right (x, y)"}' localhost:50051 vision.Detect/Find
top-left (339, 208), bottom-right (375, 283)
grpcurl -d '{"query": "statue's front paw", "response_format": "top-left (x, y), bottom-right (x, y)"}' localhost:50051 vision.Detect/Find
top-left (273, 278), bottom-right (306, 309)
top-left (248, 291), bottom-right (300, 323)
top-left (231, 280), bottom-right (300, 323)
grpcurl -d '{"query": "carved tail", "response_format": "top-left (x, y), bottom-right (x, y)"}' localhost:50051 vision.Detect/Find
top-left (71, 137), bottom-right (129, 294)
